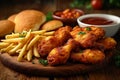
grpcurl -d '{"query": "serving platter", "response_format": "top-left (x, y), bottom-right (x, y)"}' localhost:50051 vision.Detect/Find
top-left (0, 50), bottom-right (114, 77)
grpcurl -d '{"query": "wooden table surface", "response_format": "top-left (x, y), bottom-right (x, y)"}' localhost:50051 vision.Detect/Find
top-left (0, 0), bottom-right (120, 80)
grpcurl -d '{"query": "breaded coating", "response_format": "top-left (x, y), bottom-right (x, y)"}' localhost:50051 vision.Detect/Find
top-left (38, 36), bottom-right (59, 57)
top-left (97, 37), bottom-right (117, 50)
top-left (38, 26), bottom-right (72, 57)
top-left (47, 39), bottom-right (78, 66)
top-left (54, 26), bottom-right (72, 45)
top-left (70, 49), bottom-right (105, 64)
top-left (71, 26), bottom-right (105, 39)
top-left (37, 26), bottom-right (116, 66)
top-left (82, 26), bottom-right (105, 39)
top-left (70, 26), bottom-right (83, 38)
top-left (74, 32), bottom-right (97, 48)
top-left (70, 26), bottom-right (105, 48)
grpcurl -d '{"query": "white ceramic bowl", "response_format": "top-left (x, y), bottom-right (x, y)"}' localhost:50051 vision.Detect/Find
top-left (77, 14), bottom-right (120, 36)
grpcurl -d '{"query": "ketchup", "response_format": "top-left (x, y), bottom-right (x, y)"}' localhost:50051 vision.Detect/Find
top-left (81, 17), bottom-right (114, 25)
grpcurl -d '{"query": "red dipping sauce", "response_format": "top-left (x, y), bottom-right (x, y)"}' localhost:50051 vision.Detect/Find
top-left (81, 17), bottom-right (114, 25)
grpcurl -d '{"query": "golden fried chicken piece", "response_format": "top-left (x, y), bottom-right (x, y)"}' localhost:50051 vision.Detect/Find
top-left (38, 26), bottom-right (72, 57)
top-left (47, 39), bottom-right (79, 66)
top-left (96, 37), bottom-right (117, 50)
top-left (70, 49), bottom-right (105, 64)
top-left (70, 26), bottom-right (82, 38)
top-left (54, 26), bottom-right (72, 45)
top-left (38, 36), bottom-right (59, 57)
top-left (70, 26), bottom-right (105, 48)
top-left (55, 25), bottom-right (72, 33)
top-left (74, 32), bottom-right (97, 48)
top-left (82, 26), bottom-right (105, 39)
top-left (70, 26), bottom-right (105, 39)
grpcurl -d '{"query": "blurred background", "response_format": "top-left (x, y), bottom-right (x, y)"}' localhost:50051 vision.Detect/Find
top-left (0, 0), bottom-right (120, 19)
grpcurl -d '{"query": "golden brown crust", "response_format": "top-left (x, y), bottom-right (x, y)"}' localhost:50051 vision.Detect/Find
top-left (38, 36), bottom-right (60, 57)
top-left (14, 10), bottom-right (46, 33)
top-left (41, 20), bottom-right (63, 31)
top-left (70, 49), bottom-right (105, 64)
top-left (0, 20), bottom-right (15, 37)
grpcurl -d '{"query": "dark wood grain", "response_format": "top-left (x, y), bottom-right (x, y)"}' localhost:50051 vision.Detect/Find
top-left (0, 60), bottom-right (49, 80)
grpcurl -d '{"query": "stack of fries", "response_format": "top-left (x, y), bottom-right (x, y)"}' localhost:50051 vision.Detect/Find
top-left (0, 30), bottom-right (55, 62)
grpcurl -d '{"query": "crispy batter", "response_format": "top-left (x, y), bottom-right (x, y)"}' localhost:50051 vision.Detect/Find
top-left (38, 26), bottom-right (116, 65)
top-left (70, 49), bottom-right (105, 64)
top-left (70, 26), bottom-right (105, 48)
top-left (71, 26), bottom-right (105, 39)
top-left (96, 37), bottom-right (117, 50)
top-left (54, 26), bottom-right (72, 45)
top-left (82, 26), bottom-right (105, 39)
top-left (37, 26), bottom-right (72, 57)
top-left (70, 26), bottom-right (82, 38)
top-left (47, 39), bottom-right (78, 66)
top-left (74, 32), bottom-right (97, 48)
top-left (37, 36), bottom-right (59, 57)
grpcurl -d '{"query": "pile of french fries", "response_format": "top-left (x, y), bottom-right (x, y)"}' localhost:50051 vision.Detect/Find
top-left (0, 30), bottom-right (55, 62)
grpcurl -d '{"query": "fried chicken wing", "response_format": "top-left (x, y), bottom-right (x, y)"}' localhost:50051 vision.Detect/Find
top-left (54, 26), bottom-right (72, 45)
top-left (71, 26), bottom-right (105, 39)
top-left (70, 26), bottom-right (82, 38)
top-left (37, 26), bottom-right (116, 66)
top-left (95, 37), bottom-right (117, 50)
top-left (82, 26), bottom-right (105, 39)
top-left (38, 36), bottom-right (59, 57)
top-left (70, 26), bottom-right (105, 48)
top-left (70, 49), bottom-right (105, 64)
top-left (74, 32), bottom-right (97, 48)
top-left (38, 26), bottom-right (72, 57)
top-left (47, 39), bottom-right (78, 66)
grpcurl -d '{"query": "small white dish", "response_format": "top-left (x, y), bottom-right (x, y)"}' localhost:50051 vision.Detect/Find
top-left (77, 14), bottom-right (120, 36)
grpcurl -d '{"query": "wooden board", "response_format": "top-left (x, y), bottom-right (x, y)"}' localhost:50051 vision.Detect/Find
top-left (0, 51), bottom-right (114, 77)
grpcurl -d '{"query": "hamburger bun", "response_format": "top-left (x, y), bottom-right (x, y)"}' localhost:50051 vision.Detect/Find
top-left (8, 14), bottom-right (17, 22)
top-left (0, 20), bottom-right (15, 37)
top-left (14, 10), bottom-right (46, 33)
top-left (41, 20), bottom-right (63, 31)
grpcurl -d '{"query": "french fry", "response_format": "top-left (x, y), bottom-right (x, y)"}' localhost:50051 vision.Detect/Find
top-left (8, 30), bottom-right (32, 55)
top-left (43, 31), bottom-right (55, 36)
top-left (0, 42), bottom-right (10, 49)
top-left (27, 35), bottom-right (40, 50)
top-left (0, 43), bottom-right (14, 52)
top-left (5, 33), bottom-right (19, 39)
top-left (5, 30), bottom-right (46, 39)
top-left (24, 30), bottom-right (32, 40)
top-left (17, 44), bottom-right (27, 61)
top-left (27, 49), bottom-right (33, 61)
top-left (16, 49), bottom-right (21, 53)
top-left (1, 38), bottom-right (24, 43)
top-left (9, 42), bottom-right (23, 54)
top-left (33, 44), bottom-right (40, 58)
top-left (26, 35), bottom-right (34, 44)
top-left (0, 29), bottom-right (55, 62)
top-left (31, 30), bottom-right (46, 35)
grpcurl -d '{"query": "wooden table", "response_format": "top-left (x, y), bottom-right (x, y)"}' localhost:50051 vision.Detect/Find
top-left (0, 0), bottom-right (120, 80)
top-left (0, 61), bottom-right (120, 80)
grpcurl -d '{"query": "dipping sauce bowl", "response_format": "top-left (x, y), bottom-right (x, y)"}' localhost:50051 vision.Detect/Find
top-left (77, 14), bottom-right (120, 36)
